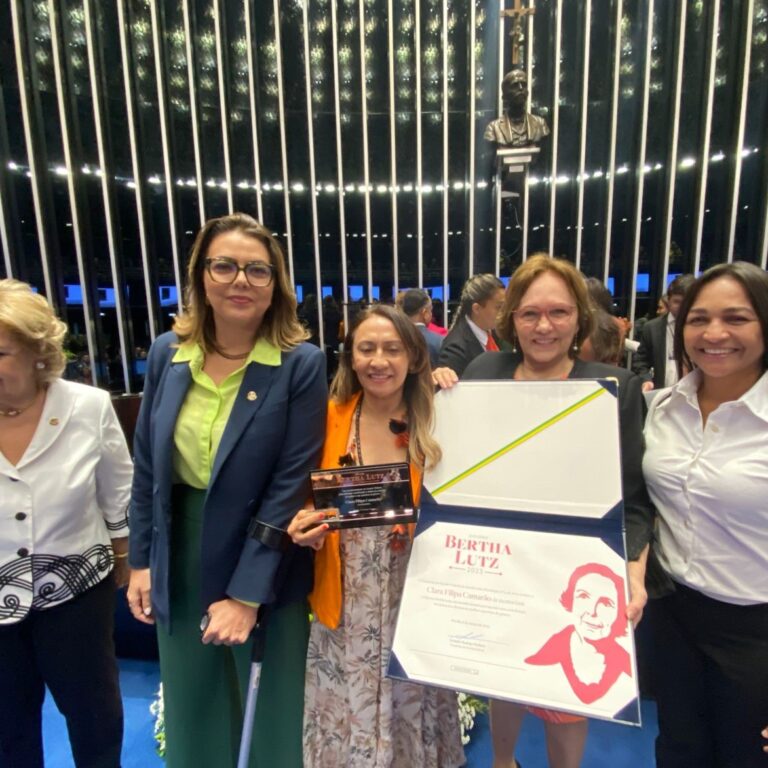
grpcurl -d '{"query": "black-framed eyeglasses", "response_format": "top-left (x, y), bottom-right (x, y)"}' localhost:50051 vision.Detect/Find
top-left (205, 257), bottom-right (275, 287)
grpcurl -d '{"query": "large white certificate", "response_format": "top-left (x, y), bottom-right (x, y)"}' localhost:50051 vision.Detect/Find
top-left (389, 380), bottom-right (641, 725)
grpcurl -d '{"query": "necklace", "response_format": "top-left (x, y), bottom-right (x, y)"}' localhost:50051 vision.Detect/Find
top-left (214, 346), bottom-right (250, 360)
top-left (351, 397), bottom-right (411, 551)
top-left (0, 397), bottom-right (38, 417)
top-left (514, 361), bottom-right (573, 381)
top-left (352, 398), bottom-right (409, 462)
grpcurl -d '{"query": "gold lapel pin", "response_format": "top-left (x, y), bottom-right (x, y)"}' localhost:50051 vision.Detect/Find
top-left (49, 417), bottom-right (60, 426)
top-left (246, 391), bottom-right (258, 402)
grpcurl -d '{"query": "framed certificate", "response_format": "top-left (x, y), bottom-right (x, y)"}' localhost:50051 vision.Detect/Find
top-left (389, 380), bottom-right (642, 726)
top-left (310, 462), bottom-right (415, 529)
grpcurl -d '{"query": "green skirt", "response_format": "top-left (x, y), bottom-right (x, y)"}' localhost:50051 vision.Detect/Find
top-left (156, 486), bottom-right (308, 768)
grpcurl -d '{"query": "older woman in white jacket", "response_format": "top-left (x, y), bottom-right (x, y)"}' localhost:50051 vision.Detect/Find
top-left (0, 280), bottom-right (133, 768)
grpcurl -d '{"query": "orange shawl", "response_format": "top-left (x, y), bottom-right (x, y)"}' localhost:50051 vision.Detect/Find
top-left (308, 391), bottom-right (422, 629)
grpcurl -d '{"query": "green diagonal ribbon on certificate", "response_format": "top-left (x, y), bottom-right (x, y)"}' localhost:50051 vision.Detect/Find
top-left (431, 386), bottom-right (607, 497)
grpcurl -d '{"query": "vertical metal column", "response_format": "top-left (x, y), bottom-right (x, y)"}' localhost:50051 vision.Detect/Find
top-left (387, 0), bottom-right (399, 293)
top-left (358, 0), bottom-right (373, 299)
top-left (330, 0), bottom-right (349, 327)
top-left (660, 0), bottom-right (686, 288)
top-left (602, 0), bottom-right (622, 284)
top-left (521, 3), bottom-right (534, 261)
top-left (468, 0), bottom-right (476, 274)
top-left (574, 0), bottom-right (591, 269)
top-left (415, 0), bottom-right (424, 286)
top-left (302, 0), bottom-right (324, 348)
top-left (0, 92), bottom-right (17, 277)
top-left (546, 0), bottom-right (562, 257)
top-left (272, 0), bottom-right (295, 281)
top-left (244, 0), bottom-right (264, 223)
top-left (628, 0), bottom-right (654, 326)
top-left (182, 0), bottom-right (206, 224)
top-left (494, 0), bottom-right (504, 275)
top-left (48, 0), bottom-right (98, 385)
top-left (761, 199), bottom-right (768, 269)
top-left (10, 0), bottom-right (56, 300)
top-left (442, 0), bottom-right (449, 321)
top-left (213, 0), bottom-right (234, 213)
top-left (84, 0), bottom-right (132, 390)
top-left (117, 0), bottom-right (158, 340)
top-left (0, 182), bottom-right (11, 277)
top-left (725, 0), bottom-right (754, 262)
top-left (692, 0), bottom-right (720, 275)
top-left (150, 0), bottom-right (183, 298)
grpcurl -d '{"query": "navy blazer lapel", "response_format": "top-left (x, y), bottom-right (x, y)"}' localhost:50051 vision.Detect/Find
top-left (209, 362), bottom-right (275, 484)
top-left (155, 360), bottom-right (193, 488)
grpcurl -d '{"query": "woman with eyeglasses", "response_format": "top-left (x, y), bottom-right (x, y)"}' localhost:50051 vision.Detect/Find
top-left (461, 255), bottom-right (654, 768)
top-left (127, 213), bottom-right (327, 768)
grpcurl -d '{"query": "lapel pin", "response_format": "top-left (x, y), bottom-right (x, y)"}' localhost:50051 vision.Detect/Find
top-left (246, 391), bottom-right (258, 401)
top-left (49, 417), bottom-right (60, 426)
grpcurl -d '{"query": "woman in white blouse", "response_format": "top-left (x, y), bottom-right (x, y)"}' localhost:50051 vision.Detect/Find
top-left (0, 280), bottom-right (133, 768)
top-left (643, 262), bottom-right (768, 768)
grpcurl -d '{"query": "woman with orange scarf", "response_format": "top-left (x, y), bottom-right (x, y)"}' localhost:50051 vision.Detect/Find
top-left (288, 304), bottom-right (465, 768)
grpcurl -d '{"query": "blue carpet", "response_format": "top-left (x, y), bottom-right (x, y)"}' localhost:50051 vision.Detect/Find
top-left (464, 699), bottom-right (659, 767)
top-left (43, 659), bottom-right (163, 768)
top-left (42, 659), bottom-right (658, 766)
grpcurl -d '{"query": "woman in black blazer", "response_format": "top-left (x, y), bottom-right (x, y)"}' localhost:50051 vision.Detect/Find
top-left (462, 255), bottom-right (654, 768)
top-left (437, 273), bottom-right (506, 378)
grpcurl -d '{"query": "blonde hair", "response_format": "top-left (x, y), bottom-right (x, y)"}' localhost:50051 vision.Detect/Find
top-left (330, 305), bottom-right (442, 470)
top-left (173, 213), bottom-right (308, 351)
top-left (0, 279), bottom-right (67, 383)
top-left (497, 254), bottom-right (593, 357)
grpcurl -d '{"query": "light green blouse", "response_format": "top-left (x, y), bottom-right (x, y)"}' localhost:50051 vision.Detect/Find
top-left (172, 339), bottom-right (281, 489)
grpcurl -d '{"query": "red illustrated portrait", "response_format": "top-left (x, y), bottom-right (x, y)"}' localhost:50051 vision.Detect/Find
top-left (525, 562), bottom-right (631, 705)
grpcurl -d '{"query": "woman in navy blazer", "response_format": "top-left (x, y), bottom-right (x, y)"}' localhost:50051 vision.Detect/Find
top-left (127, 214), bottom-right (327, 768)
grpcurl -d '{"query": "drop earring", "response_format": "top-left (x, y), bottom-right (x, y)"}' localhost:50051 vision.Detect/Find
top-left (511, 334), bottom-right (518, 354)
top-left (572, 338), bottom-right (579, 354)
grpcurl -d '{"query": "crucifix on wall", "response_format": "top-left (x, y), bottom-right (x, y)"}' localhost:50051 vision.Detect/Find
top-left (501, 0), bottom-right (535, 68)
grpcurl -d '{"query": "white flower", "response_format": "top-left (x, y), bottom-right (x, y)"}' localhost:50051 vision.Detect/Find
top-left (457, 692), bottom-right (487, 745)
top-left (150, 684), bottom-right (166, 757)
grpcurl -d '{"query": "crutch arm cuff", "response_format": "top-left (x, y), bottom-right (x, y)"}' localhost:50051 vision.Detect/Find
top-left (247, 519), bottom-right (292, 552)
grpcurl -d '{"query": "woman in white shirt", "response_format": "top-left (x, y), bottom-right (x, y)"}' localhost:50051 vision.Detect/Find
top-left (643, 262), bottom-right (768, 768)
top-left (0, 280), bottom-right (133, 768)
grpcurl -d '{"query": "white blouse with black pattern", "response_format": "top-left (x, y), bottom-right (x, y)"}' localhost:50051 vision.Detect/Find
top-left (0, 378), bottom-right (133, 624)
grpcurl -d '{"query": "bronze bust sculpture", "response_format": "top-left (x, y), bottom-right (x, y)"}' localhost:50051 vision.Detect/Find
top-left (484, 69), bottom-right (549, 148)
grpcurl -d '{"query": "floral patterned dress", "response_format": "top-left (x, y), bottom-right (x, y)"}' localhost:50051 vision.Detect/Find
top-left (303, 449), bottom-right (465, 767)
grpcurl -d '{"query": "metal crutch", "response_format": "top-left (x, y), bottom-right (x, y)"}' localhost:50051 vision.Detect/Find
top-left (237, 607), bottom-right (268, 768)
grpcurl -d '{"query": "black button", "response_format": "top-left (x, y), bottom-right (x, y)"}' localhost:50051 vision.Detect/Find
top-left (17, 548), bottom-right (29, 557)
top-left (15, 513), bottom-right (26, 521)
